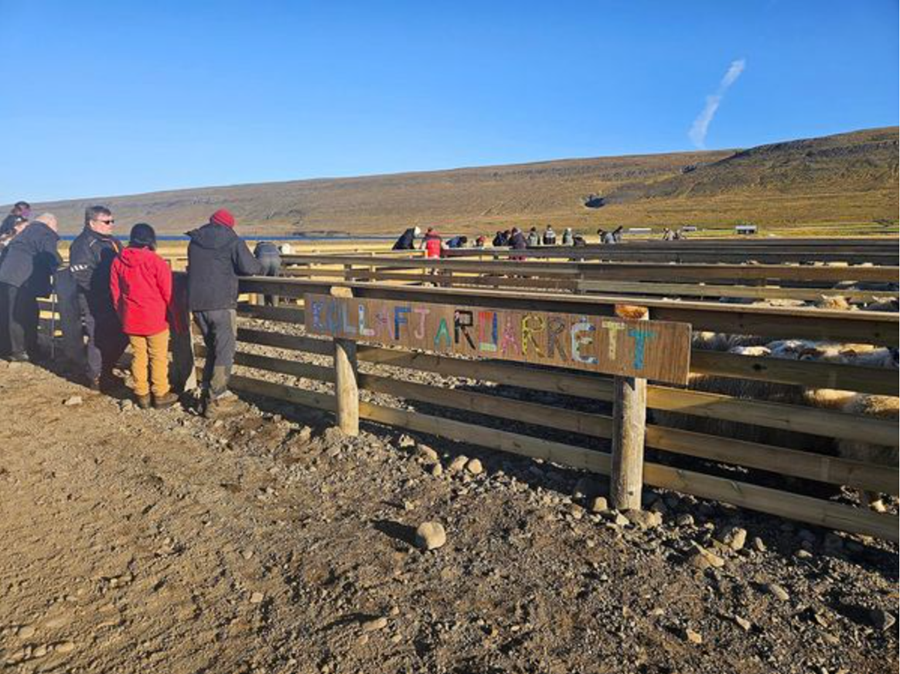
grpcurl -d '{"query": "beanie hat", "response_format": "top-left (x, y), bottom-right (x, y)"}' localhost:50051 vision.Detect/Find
top-left (210, 209), bottom-right (235, 228)
top-left (129, 223), bottom-right (157, 249)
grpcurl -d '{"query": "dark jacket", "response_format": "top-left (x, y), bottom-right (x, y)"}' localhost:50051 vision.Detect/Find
top-left (0, 213), bottom-right (22, 238)
top-left (509, 231), bottom-right (527, 250)
top-left (187, 223), bottom-right (261, 311)
top-left (253, 241), bottom-right (281, 259)
top-left (69, 226), bottom-right (123, 313)
top-left (392, 228), bottom-right (417, 250)
top-left (0, 221), bottom-right (61, 296)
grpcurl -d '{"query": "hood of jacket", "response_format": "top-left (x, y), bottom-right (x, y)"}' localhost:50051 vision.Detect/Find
top-left (187, 222), bottom-right (237, 250)
top-left (118, 246), bottom-right (160, 269)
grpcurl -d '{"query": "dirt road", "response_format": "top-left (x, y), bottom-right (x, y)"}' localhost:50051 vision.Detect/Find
top-left (0, 362), bottom-right (896, 674)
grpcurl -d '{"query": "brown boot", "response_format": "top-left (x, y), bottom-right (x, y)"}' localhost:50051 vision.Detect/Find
top-left (153, 392), bottom-right (179, 409)
top-left (136, 394), bottom-right (152, 409)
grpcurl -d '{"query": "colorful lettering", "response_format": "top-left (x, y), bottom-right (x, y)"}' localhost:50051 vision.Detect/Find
top-left (311, 300), bottom-right (325, 330)
top-left (434, 317), bottom-right (452, 349)
top-left (413, 306), bottom-right (430, 339)
top-left (394, 306), bottom-right (410, 340)
top-left (454, 310), bottom-right (476, 349)
top-left (571, 319), bottom-right (598, 364)
top-left (628, 328), bottom-right (656, 370)
top-left (358, 304), bottom-right (375, 337)
top-left (547, 317), bottom-right (568, 359)
top-left (521, 315), bottom-right (545, 357)
top-left (478, 311), bottom-right (498, 352)
top-left (499, 316), bottom-right (519, 355)
top-left (601, 320), bottom-right (626, 359)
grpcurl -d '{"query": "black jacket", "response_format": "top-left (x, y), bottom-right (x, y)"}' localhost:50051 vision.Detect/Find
top-left (509, 232), bottom-right (527, 250)
top-left (0, 213), bottom-right (21, 238)
top-left (392, 228), bottom-right (417, 250)
top-left (187, 223), bottom-right (261, 311)
top-left (69, 226), bottom-right (123, 313)
top-left (0, 221), bottom-right (61, 296)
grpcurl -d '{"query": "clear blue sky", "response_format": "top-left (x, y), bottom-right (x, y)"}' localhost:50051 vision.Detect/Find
top-left (1, 0), bottom-right (897, 204)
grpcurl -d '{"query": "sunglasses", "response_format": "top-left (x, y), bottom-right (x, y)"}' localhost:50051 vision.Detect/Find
top-left (95, 218), bottom-right (115, 224)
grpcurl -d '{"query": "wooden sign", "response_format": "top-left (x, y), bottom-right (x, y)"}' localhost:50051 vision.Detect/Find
top-left (305, 294), bottom-right (691, 384)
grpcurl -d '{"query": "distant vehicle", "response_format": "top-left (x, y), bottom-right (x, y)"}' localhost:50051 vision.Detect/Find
top-left (680, 226), bottom-right (697, 233)
top-left (626, 227), bottom-right (652, 235)
top-left (735, 224), bottom-right (758, 235)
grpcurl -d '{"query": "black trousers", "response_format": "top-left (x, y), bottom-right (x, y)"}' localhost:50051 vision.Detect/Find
top-left (78, 293), bottom-right (128, 382)
top-left (1, 283), bottom-right (38, 358)
top-left (194, 309), bottom-right (237, 397)
top-left (256, 255), bottom-right (281, 306)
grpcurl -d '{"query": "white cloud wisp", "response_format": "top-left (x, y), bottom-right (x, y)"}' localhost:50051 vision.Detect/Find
top-left (689, 58), bottom-right (746, 149)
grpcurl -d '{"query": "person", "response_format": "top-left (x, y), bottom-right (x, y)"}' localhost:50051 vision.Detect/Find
top-left (445, 235), bottom-right (467, 249)
top-left (70, 205), bottom-right (129, 390)
top-left (392, 226), bottom-right (421, 251)
top-left (561, 227), bottom-right (574, 246)
top-left (475, 235), bottom-right (486, 248)
top-left (0, 201), bottom-right (31, 238)
top-left (542, 225), bottom-right (556, 245)
top-left (109, 224), bottom-right (178, 409)
top-left (508, 227), bottom-right (527, 261)
top-left (420, 227), bottom-right (444, 259)
top-left (598, 228), bottom-right (616, 245)
top-left (526, 227), bottom-right (540, 247)
top-left (0, 214), bottom-right (61, 362)
top-left (278, 242), bottom-right (294, 255)
top-left (187, 209), bottom-right (261, 414)
top-left (0, 214), bottom-right (29, 251)
top-left (612, 226), bottom-right (624, 243)
top-left (674, 228), bottom-right (686, 240)
top-left (253, 241), bottom-right (281, 306)
top-left (662, 227), bottom-right (676, 241)
top-left (492, 230), bottom-right (509, 247)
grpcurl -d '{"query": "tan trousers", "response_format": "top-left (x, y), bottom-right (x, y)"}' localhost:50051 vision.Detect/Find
top-left (129, 330), bottom-right (170, 397)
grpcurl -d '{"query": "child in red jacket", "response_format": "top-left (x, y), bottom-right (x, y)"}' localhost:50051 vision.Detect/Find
top-left (109, 224), bottom-right (177, 409)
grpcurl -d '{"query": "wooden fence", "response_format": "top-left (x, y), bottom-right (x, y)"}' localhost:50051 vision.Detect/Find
top-left (222, 276), bottom-right (898, 542)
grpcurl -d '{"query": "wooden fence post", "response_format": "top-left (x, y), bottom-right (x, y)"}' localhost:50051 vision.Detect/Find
top-left (330, 286), bottom-right (359, 436)
top-left (610, 304), bottom-right (649, 511)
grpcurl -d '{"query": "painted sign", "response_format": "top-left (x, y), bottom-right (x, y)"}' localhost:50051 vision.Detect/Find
top-left (304, 294), bottom-right (691, 384)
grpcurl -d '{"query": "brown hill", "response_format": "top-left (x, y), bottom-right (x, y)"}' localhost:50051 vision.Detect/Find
top-left (18, 127), bottom-right (899, 236)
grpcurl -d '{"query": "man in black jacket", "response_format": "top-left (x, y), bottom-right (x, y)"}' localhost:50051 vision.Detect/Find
top-left (187, 209), bottom-right (261, 413)
top-left (69, 205), bottom-right (128, 389)
top-left (252, 241), bottom-right (281, 307)
top-left (0, 214), bottom-right (61, 361)
top-left (391, 226), bottom-right (421, 251)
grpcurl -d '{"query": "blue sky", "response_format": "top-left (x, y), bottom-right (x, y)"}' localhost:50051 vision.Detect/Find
top-left (1, 0), bottom-right (897, 204)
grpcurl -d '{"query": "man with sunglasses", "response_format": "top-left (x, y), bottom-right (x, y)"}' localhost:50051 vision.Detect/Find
top-left (69, 205), bottom-right (129, 391)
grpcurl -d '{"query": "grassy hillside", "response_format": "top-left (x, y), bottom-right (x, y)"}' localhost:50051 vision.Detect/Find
top-left (16, 127), bottom-right (899, 237)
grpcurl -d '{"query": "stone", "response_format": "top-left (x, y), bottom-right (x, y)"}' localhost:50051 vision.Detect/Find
top-left (415, 444), bottom-right (438, 462)
top-left (32, 645), bottom-right (47, 658)
top-left (675, 514), bottom-right (694, 527)
top-left (766, 583), bottom-right (790, 601)
top-left (17, 625), bottom-right (35, 639)
top-left (249, 592), bottom-right (264, 604)
top-left (241, 549), bottom-right (254, 560)
top-left (415, 522), bottom-right (447, 551)
top-left (465, 458), bottom-right (483, 475)
top-left (628, 510), bottom-right (662, 529)
top-left (870, 608), bottom-right (896, 632)
top-left (588, 496), bottom-right (608, 513)
top-left (719, 526), bottom-right (747, 552)
top-left (752, 537), bottom-right (767, 553)
top-left (448, 456), bottom-right (468, 473)
top-left (430, 463), bottom-right (443, 477)
top-left (361, 617), bottom-right (388, 632)
top-left (689, 544), bottom-right (725, 569)
top-left (612, 512), bottom-right (630, 527)
top-left (63, 396), bottom-right (83, 407)
top-left (795, 549), bottom-right (813, 560)
top-left (54, 641), bottom-right (76, 654)
top-left (684, 628), bottom-right (703, 644)
top-left (734, 616), bottom-right (752, 632)
top-left (398, 434), bottom-right (415, 449)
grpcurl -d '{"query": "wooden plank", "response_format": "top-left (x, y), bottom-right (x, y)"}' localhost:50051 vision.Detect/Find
top-left (304, 293), bottom-right (693, 384)
top-left (334, 337), bottom-right (359, 435)
top-left (238, 304), bottom-right (306, 323)
top-left (577, 280), bottom-right (897, 302)
top-left (227, 348), bottom-right (897, 494)
top-left (236, 327), bottom-right (334, 355)
top-left (226, 373), bottom-right (897, 541)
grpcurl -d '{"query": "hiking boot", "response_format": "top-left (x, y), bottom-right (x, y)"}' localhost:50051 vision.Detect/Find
top-left (153, 392), bottom-right (179, 409)
top-left (136, 394), bottom-right (152, 409)
top-left (8, 352), bottom-right (29, 363)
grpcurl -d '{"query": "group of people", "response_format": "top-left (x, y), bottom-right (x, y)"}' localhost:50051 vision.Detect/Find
top-left (0, 203), bottom-right (278, 416)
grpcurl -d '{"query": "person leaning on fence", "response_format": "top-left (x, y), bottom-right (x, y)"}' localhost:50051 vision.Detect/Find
top-left (391, 226), bottom-right (421, 251)
top-left (0, 214), bottom-right (61, 362)
top-left (252, 240), bottom-right (281, 307)
top-left (109, 224), bottom-right (178, 410)
top-left (561, 227), bottom-right (574, 246)
top-left (542, 224), bottom-right (556, 245)
top-left (70, 206), bottom-right (129, 391)
top-left (187, 209), bottom-right (261, 415)
top-left (526, 227), bottom-right (540, 247)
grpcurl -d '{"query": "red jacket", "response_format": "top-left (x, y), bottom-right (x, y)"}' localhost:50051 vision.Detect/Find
top-left (423, 232), bottom-right (443, 258)
top-left (109, 247), bottom-right (173, 336)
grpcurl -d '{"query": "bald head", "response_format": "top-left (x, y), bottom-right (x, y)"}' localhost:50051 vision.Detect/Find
top-left (36, 213), bottom-right (58, 232)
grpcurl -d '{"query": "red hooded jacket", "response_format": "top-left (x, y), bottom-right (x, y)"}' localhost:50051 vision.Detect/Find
top-left (109, 247), bottom-right (173, 336)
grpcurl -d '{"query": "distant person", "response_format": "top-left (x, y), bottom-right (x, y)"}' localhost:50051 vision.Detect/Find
top-left (526, 227), bottom-right (540, 247)
top-left (70, 205), bottom-right (128, 390)
top-left (661, 228), bottom-right (675, 241)
top-left (674, 228), bottom-right (686, 240)
top-left (420, 227), bottom-right (444, 259)
top-left (109, 224), bottom-right (177, 409)
top-left (475, 235), bottom-right (486, 248)
top-left (446, 235), bottom-right (468, 249)
top-left (187, 209), bottom-right (261, 415)
top-left (542, 225), bottom-right (556, 245)
top-left (612, 226), bottom-right (624, 243)
top-left (508, 227), bottom-right (527, 261)
top-left (0, 214), bottom-right (61, 362)
top-left (392, 226), bottom-right (421, 251)
top-left (492, 230), bottom-right (509, 247)
top-left (561, 227), bottom-right (574, 246)
top-left (253, 241), bottom-right (281, 306)
top-left (0, 201), bottom-right (31, 238)
top-left (598, 228), bottom-right (616, 245)
top-left (278, 242), bottom-right (294, 255)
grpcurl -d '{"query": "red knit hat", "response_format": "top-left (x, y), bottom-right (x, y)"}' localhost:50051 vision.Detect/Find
top-left (210, 209), bottom-right (235, 228)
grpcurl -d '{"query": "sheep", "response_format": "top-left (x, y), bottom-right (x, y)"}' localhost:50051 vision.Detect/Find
top-left (835, 394), bottom-right (900, 512)
top-left (813, 295), bottom-right (854, 311)
top-left (729, 345), bottom-right (771, 357)
top-left (692, 331), bottom-right (768, 352)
